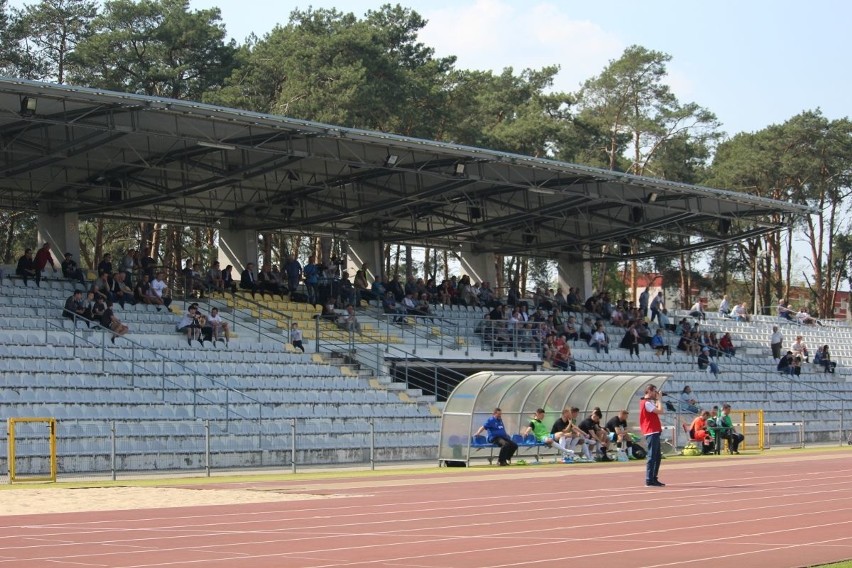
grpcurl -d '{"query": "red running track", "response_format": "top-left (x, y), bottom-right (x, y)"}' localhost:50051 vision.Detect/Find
top-left (2, 450), bottom-right (852, 568)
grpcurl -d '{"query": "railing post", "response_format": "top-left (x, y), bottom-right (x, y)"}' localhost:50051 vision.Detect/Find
top-left (101, 330), bottom-right (106, 373)
top-left (315, 314), bottom-right (320, 353)
top-left (205, 420), bottom-right (211, 477)
top-left (110, 420), bottom-right (117, 481)
top-left (370, 418), bottom-right (375, 471)
top-left (44, 317), bottom-right (48, 344)
top-left (291, 418), bottom-right (297, 473)
top-left (801, 412), bottom-right (806, 448)
top-left (841, 401), bottom-right (845, 447)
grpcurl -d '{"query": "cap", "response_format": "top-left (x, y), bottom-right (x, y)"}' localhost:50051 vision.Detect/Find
top-left (702, 346), bottom-right (709, 352)
top-left (64, 252), bottom-right (72, 257)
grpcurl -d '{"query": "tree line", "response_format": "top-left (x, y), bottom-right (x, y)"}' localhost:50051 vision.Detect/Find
top-left (1, 0), bottom-right (849, 316)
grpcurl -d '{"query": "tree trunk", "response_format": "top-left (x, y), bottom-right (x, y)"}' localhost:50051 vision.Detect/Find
top-left (405, 245), bottom-right (413, 279)
top-left (94, 218), bottom-right (104, 268)
top-left (3, 214), bottom-right (17, 264)
top-left (423, 247), bottom-right (431, 280)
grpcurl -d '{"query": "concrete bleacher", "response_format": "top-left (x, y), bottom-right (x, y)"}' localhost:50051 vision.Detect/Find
top-left (0, 274), bottom-right (441, 477)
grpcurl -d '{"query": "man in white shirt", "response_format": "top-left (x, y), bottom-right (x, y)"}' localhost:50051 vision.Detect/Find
top-left (689, 300), bottom-right (706, 322)
top-left (590, 324), bottom-right (609, 354)
top-left (207, 307), bottom-right (230, 345)
top-left (770, 325), bottom-right (784, 361)
top-left (151, 271), bottom-right (173, 311)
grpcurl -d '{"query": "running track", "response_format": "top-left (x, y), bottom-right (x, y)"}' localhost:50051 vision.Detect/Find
top-left (2, 450), bottom-right (852, 568)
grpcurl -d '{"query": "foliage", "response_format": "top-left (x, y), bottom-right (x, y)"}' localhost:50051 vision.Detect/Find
top-left (71, 0), bottom-right (237, 99)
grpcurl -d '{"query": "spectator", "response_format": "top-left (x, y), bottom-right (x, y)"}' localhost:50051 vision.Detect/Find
top-left (283, 255), bottom-right (302, 296)
top-left (718, 295), bottom-right (731, 317)
top-left (679, 386), bottom-right (700, 413)
top-left (353, 269), bottom-right (373, 307)
top-left (650, 329), bottom-right (671, 359)
top-left (688, 410), bottom-right (715, 455)
top-left (697, 347), bottom-right (720, 377)
top-left (657, 308), bottom-right (675, 332)
top-left (650, 292), bottom-right (664, 323)
top-left (560, 315), bottom-right (579, 344)
top-left (795, 308), bottom-right (822, 326)
top-left (207, 307), bottom-right (230, 346)
top-left (100, 300), bottom-right (128, 344)
top-left (177, 305), bottom-right (204, 346)
top-left (552, 337), bottom-right (576, 371)
top-left (121, 249), bottom-right (137, 286)
top-left (718, 332), bottom-right (736, 357)
top-left (97, 253), bottom-right (113, 276)
top-left (134, 274), bottom-right (163, 309)
top-left (290, 322), bottom-right (304, 352)
top-left (151, 272), bottom-right (173, 311)
top-left (814, 345), bottom-right (836, 374)
top-left (221, 264), bottom-right (238, 294)
top-left (240, 262), bottom-right (261, 298)
top-left (473, 408), bottom-right (517, 466)
top-left (777, 299), bottom-right (795, 321)
top-left (34, 243), bottom-right (57, 284)
top-left (589, 323), bottom-right (610, 354)
top-left (731, 302), bottom-right (750, 322)
top-left (258, 264), bottom-right (286, 298)
top-left (383, 292), bottom-right (406, 324)
top-left (792, 355), bottom-right (803, 377)
top-left (207, 261), bottom-right (225, 294)
top-left (639, 287), bottom-right (650, 319)
top-left (63, 289), bottom-right (88, 328)
top-left (110, 272), bottom-right (134, 308)
top-left (90, 272), bottom-right (113, 303)
top-left (337, 304), bottom-right (362, 335)
top-left (717, 404), bottom-right (744, 454)
top-left (777, 351), bottom-right (795, 375)
top-left (770, 325), bottom-right (784, 362)
top-left (791, 335), bottom-right (810, 362)
top-left (620, 322), bottom-right (641, 359)
top-left (689, 299), bottom-right (706, 322)
top-left (15, 248), bottom-right (37, 286)
top-left (579, 409), bottom-right (610, 462)
top-left (605, 409), bottom-right (637, 460)
top-left (303, 256), bottom-right (320, 306)
top-left (61, 252), bottom-right (86, 286)
top-left (182, 261), bottom-right (207, 299)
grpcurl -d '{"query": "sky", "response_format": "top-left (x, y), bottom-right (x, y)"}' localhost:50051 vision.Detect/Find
top-left (182, 0), bottom-right (850, 139)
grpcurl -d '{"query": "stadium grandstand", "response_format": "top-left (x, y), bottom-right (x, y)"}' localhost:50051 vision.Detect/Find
top-left (1, 78), bottom-right (848, 480)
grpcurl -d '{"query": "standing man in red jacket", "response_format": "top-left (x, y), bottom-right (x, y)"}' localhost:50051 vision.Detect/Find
top-left (640, 384), bottom-right (666, 487)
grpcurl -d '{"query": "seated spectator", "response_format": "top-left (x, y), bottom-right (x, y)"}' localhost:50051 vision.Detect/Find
top-left (650, 329), bottom-right (672, 359)
top-left (207, 307), bottom-right (230, 346)
top-left (777, 299), bottom-right (795, 321)
top-left (90, 272), bottom-right (113, 303)
top-left (134, 274), bottom-right (163, 309)
top-left (100, 300), bottom-right (128, 344)
top-left (97, 253), bottom-right (113, 277)
top-left (814, 345), bottom-right (837, 374)
top-left (337, 304), bottom-right (362, 334)
top-left (777, 351), bottom-right (795, 375)
top-left (589, 323), bottom-right (610, 354)
top-left (697, 347), bottom-right (720, 377)
top-left (473, 408), bottom-right (517, 466)
top-left (383, 292), bottom-right (406, 324)
top-left (552, 337), bottom-right (576, 371)
top-left (791, 335), bottom-right (810, 362)
top-left (688, 410), bottom-right (715, 454)
top-left (110, 272), bottom-right (134, 308)
top-left (402, 292), bottom-right (431, 321)
top-left (679, 386), bottom-right (700, 413)
top-left (619, 321), bottom-right (641, 359)
top-left (177, 305), bottom-right (204, 346)
top-left (240, 262), bottom-right (261, 298)
top-left (63, 289), bottom-right (89, 327)
top-left (657, 309), bottom-right (675, 332)
top-left (792, 355), bottom-right (803, 376)
top-left (15, 248), bottom-right (37, 286)
top-left (717, 404), bottom-right (744, 454)
top-left (795, 308), bottom-right (822, 326)
top-left (731, 302), bottom-right (750, 322)
top-left (579, 408), bottom-right (610, 461)
top-left (221, 264), bottom-right (238, 294)
top-left (258, 264), bottom-right (285, 298)
top-left (206, 261), bottom-right (225, 294)
top-left (121, 249), bottom-right (137, 286)
top-left (605, 409), bottom-right (637, 459)
top-left (151, 272), bottom-right (173, 311)
top-left (183, 260), bottom-right (207, 299)
top-left (353, 269), bottom-right (374, 307)
top-left (61, 252), bottom-right (86, 285)
top-left (718, 332), bottom-right (736, 357)
top-left (689, 299), bottom-right (706, 322)
top-left (579, 317), bottom-right (594, 343)
top-left (718, 295), bottom-right (731, 317)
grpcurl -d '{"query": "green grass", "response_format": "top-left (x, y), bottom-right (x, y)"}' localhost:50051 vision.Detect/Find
top-left (807, 561), bottom-right (852, 567)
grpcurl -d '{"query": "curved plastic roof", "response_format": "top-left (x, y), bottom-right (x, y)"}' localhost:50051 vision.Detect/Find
top-left (438, 371), bottom-right (670, 464)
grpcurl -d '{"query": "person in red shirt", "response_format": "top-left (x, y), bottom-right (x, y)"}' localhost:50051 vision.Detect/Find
top-left (33, 243), bottom-right (57, 286)
top-left (689, 411), bottom-right (714, 454)
top-left (640, 384), bottom-right (665, 487)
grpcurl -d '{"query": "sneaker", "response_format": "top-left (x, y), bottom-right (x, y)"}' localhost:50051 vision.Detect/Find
top-left (562, 456), bottom-right (573, 464)
top-left (646, 480), bottom-right (666, 487)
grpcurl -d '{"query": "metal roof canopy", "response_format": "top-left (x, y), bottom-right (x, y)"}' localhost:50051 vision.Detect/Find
top-left (437, 371), bottom-right (670, 464)
top-left (0, 78), bottom-right (808, 261)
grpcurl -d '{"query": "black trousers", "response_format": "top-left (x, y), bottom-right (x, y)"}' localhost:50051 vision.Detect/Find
top-left (492, 435), bottom-right (518, 465)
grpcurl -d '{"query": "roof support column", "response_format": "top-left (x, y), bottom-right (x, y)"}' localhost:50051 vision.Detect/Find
top-left (37, 203), bottom-right (79, 264)
top-left (459, 244), bottom-right (497, 287)
top-left (558, 251), bottom-right (592, 301)
top-left (217, 227), bottom-right (257, 273)
top-left (346, 239), bottom-right (382, 283)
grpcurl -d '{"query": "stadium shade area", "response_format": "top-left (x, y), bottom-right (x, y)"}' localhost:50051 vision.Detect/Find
top-left (0, 78), bottom-right (809, 262)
